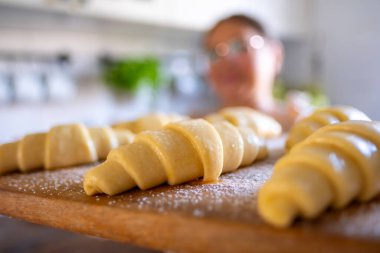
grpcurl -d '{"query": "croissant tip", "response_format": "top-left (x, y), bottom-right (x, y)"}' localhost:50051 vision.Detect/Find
top-left (258, 196), bottom-right (297, 228)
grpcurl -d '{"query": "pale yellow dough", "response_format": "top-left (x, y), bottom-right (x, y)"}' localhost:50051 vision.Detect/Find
top-left (18, 133), bottom-right (46, 172)
top-left (0, 142), bottom-right (19, 174)
top-left (45, 124), bottom-right (98, 170)
top-left (113, 129), bottom-right (135, 146)
top-left (286, 105), bottom-right (370, 150)
top-left (84, 119), bottom-right (267, 196)
top-left (112, 112), bottom-right (188, 133)
top-left (258, 120), bottom-right (380, 228)
top-left (89, 127), bottom-right (118, 160)
top-left (0, 124), bottom-right (135, 174)
top-left (205, 106), bottom-right (282, 139)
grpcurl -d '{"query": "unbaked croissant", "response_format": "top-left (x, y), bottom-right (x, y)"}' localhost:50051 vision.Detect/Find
top-left (286, 106), bottom-right (370, 150)
top-left (84, 119), bottom-right (267, 196)
top-left (258, 120), bottom-right (380, 228)
top-left (205, 107), bottom-right (282, 139)
top-left (112, 112), bottom-right (188, 133)
top-left (0, 124), bottom-right (134, 174)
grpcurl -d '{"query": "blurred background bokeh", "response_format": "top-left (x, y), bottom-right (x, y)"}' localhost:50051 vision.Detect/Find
top-left (0, 0), bottom-right (379, 142)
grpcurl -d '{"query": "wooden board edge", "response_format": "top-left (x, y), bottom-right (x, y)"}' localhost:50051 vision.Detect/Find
top-left (1, 190), bottom-right (380, 253)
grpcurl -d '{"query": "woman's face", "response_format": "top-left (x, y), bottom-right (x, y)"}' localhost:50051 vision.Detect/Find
top-left (205, 20), bottom-right (282, 106)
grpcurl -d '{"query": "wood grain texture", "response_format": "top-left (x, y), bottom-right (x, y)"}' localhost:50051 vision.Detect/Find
top-left (0, 140), bottom-right (379, 253)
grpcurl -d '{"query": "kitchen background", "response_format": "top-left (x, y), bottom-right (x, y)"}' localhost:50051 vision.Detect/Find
top-left (0, 0), bottom-right (379, 142)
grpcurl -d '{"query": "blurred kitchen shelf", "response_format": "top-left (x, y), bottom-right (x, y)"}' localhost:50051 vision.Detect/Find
top-left (0, 0), bottom-right (311, 39)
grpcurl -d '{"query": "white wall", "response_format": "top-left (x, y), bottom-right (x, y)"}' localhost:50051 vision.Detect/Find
top-left (311, 0), bottom-right (380, 119)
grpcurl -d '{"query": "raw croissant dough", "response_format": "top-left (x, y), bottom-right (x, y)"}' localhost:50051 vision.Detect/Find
top-left (84, 119), bottom-right (267, 196)
top-left (0, 124), bottom-right (134, 174)
top-left (258, 120), bottom-right (380, 228)
top-left (205, 107), bottom-right (282, 138)
top-left (112, 112), bottom-right (188, 133)
top-left (286, 106), bottom-right (370, 150)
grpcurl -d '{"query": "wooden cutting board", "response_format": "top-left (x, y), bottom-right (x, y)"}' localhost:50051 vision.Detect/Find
top-left (0, 140), bottom-right (379, 253)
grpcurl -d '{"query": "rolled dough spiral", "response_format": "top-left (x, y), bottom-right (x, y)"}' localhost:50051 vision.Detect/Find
top-left (258, 120), bottom-right (380, 228)
top-left (0, 124), bottom-right (134, 174)
top-left (84, 119), bottom-right (267, 196)
top-left (205, 107), bottom-right (282, 139)
top-left (286, 106), bottom-right (370, 151)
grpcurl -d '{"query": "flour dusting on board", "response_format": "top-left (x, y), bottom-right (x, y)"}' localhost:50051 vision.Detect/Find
top-left (0, 160), bottom-right (274, 223)
top-left (1, 151), bottom-right (380, 240)
top-left (0, 166), bottom-right (91, 197)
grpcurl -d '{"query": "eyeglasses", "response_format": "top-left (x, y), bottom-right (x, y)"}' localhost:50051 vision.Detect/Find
top-left (206, 35), bottom-right (266, 62)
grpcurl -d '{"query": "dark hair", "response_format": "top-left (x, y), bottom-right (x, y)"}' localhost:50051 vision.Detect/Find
top-left (207, 14), bottom-right (267, 38)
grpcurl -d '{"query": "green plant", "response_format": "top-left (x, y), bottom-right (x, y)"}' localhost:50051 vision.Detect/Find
top-left (103, 57), bottom-right (163, 93)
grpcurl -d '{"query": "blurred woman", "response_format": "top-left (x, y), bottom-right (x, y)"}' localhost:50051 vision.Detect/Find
top-left (204, 14), bottom-right (309, 130)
